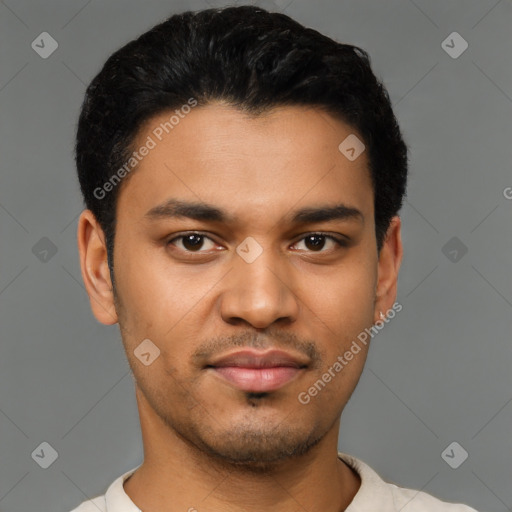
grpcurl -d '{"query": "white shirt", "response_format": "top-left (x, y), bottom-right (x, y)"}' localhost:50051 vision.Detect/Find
top-left (70, 452), bottom-right (478, 511)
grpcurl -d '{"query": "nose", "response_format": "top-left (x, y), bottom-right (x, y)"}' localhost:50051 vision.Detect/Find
top-left (219, 244), bottom-right (299, 329)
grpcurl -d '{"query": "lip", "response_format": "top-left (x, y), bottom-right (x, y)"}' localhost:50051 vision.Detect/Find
top-left (206, 349), bottom-right (308, 392)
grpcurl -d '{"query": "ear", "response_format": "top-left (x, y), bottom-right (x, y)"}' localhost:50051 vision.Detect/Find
top-left (373, 216), bottom-right (403, 323)
top-left (77, 209), bottom-right (118, 325)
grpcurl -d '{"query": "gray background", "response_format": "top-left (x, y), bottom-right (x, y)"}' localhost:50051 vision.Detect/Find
top-left (1, 0), bottom-right (511, 511)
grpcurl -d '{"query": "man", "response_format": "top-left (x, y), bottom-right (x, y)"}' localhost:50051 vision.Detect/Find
top-left (71, 5), bottom-right (478, 511)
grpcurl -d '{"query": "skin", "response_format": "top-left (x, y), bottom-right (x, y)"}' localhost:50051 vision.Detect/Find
top-left (77, 103), bottom-right (402, 512)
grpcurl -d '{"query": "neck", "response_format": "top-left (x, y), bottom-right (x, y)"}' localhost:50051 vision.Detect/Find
top-left (123, 387), bottom-right (360, 512)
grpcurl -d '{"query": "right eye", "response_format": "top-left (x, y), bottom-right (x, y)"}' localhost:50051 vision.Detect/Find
top-left (166, 232), bottom-right (219, 253)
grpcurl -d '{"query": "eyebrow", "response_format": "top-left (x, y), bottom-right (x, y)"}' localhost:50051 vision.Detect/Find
top-left (144, 198), bottom-right (364, 225)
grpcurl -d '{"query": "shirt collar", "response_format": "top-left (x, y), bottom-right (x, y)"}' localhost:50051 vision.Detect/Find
top-left (104, 452), bottom-right (395, 512)
top-left (105, 463), bottom-right (142, 512)
top-left (339, 452), bottom-right (396, 511)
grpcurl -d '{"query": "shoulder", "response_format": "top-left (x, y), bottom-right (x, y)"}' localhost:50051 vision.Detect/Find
top-left (390, 482), bottom-right (479, 511)
top-left (338, 452), bottom-right (479, 512)
top-left (67, 464), bottom-right (141, 512)
top-left (69, 495), bottom-right (106, 512)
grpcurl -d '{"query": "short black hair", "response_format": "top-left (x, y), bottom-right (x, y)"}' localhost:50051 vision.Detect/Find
top-left (75, 5), bottom-right (408, 276)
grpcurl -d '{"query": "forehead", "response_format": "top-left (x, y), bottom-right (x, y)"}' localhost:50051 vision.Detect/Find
top-left (116, 103), bottom-right (374, 227)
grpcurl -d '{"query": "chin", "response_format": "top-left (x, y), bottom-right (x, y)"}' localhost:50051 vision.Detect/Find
top-left (186, 420), bottom-right (326, 472)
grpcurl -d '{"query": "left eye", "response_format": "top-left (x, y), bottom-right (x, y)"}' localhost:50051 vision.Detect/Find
top-left (291, 233), bottom-right (345, 252)
top-left (167, 232), bottom-right (346, 253)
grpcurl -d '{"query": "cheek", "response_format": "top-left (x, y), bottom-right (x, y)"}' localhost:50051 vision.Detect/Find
top-left (114, 242), bottom-right (200, 332)
top-left (114, 247), bottom-right (224, 384)
top-left (306, 255), bottom-right (377, 334)
top-left (298, 270), bottom-right (375, 412)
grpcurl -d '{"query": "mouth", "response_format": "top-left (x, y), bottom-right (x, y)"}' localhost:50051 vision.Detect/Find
top-left (205, 349), bottom-right (309, 393)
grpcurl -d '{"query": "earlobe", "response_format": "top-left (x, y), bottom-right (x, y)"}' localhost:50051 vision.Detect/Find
top-left (77, 209), bottom-right (118, 325)
top-left (374, 216), bottom-right (403, 323)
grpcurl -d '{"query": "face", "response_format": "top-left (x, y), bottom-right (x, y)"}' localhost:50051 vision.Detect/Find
top-left (78, 103), bottom-right (402, 469)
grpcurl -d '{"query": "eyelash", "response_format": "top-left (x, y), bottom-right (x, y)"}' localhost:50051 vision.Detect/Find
top-left (166, 231), bottom-right (348, 254)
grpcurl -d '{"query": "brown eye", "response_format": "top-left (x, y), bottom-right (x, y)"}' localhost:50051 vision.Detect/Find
top-left (168, 233), bottom-right (217, 252)
top-left (292, 233), bottom-right (347, 252)
top-left (304, 234), bottom-right (327, 251)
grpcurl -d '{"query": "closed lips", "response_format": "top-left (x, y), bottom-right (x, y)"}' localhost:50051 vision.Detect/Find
top-left (206, 349), bottom-right (309, 392)
top-left (206, 349), bottom-right (309, 369)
